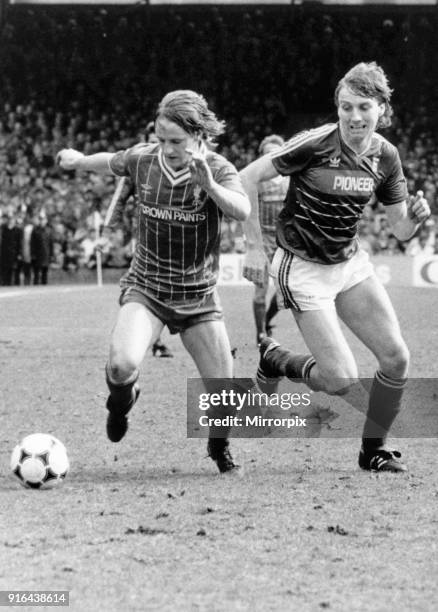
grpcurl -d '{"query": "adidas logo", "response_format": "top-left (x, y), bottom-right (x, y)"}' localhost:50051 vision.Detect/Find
top-left (329, 156), bottom-right (340, 168)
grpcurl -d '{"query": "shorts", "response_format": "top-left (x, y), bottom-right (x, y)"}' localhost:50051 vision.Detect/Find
top-left (271, 247), bottom-right (375, 312)
top-left (119, 286), bottom-right (224, 334)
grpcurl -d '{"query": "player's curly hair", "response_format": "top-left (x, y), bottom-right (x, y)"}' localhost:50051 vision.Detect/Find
top-left (156, 90), bottom-right (226, 141)
top-left (334, 62), bottom-right (394, 128)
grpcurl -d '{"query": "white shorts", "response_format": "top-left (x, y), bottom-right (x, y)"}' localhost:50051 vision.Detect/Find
top-left (270, 247), bottom-right (375, 312)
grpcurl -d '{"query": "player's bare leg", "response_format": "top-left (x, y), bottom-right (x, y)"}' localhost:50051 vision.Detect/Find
top-left (336, 275), bottom-right (409, 472)
top-left (106, 303), bottom-right (164, 442)
top-left (257, 306), bottom-right (357, 395)
top-left (181, 320), bottom-right (242, 475)
top-left (253, 283), bottom-right (268, 346)
top-left (258, 277), bottom-right (409, 472)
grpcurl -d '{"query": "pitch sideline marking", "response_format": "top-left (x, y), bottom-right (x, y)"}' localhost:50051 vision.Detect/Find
top-left (0, 285), bottom-right (109, 300)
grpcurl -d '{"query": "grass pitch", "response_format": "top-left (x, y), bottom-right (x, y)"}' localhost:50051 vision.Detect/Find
top-left (0, 283), bottom-right (437, 612)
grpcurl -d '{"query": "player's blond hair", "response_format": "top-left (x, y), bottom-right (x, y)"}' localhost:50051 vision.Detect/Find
top-left (156, 90), bottom-right (226, 141)
top-left (258, 134), bottom-right (285, 154)
top-left (334, 62), bottom-right (393, 128)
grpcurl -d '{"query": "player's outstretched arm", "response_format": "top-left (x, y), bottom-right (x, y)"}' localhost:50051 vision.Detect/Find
top-left (239, 156), bottom-right (279, 286)
top-left (386, 190), bottom-right (431, 241)
top-left (57, 149), bottom-right (115, 174)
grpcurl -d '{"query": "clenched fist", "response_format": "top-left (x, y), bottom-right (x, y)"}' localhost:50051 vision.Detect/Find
top-left (408, 190), bottom-right (431, 224)
top-left (56, 148), bottom-right (85, 171)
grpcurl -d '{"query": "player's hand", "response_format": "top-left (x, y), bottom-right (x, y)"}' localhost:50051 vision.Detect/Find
top-left (243, 247), bottom-right (268, 287)
top-left (408, 190), bottom-right (430, 224)
top-left (185, 147), bottom-right (214, 191)
top-left (56, 148), bottom-right (85, 171)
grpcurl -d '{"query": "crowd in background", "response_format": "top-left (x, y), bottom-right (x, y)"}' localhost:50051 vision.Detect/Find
top-left (0, 4), bottom-right (437, 284)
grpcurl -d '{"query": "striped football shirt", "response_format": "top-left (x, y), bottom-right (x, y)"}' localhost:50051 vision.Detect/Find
top-left (109, 143), bottom-right (245, 302)
top-left (258, 174), bottom-right (289, 257)
top-left (271, 123), bottom-right (408, 264)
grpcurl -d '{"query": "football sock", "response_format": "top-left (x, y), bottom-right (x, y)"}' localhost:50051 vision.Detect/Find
top-left (253, 301), bottom-right (266, 338)
top-left (265, 344), bottom-right (316, 382)
top-left (204, 379), bottom-right (239, 440)
top-left (265, 295), bottom-right (278, 329)
top-left (105, 363), bottom-right (139, 413)
top-left (362, 370), bottom-right (407, 452)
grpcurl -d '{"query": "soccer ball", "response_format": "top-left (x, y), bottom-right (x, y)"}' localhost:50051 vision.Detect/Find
top-left (10, 433), bottom-right (69, 489)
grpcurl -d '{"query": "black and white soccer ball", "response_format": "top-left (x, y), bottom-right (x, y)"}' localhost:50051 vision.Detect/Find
top-left (10, 433), bottom-right (69, 489)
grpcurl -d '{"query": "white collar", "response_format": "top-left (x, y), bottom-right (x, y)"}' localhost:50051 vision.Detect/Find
top-left (157, 143), bottom-right (208, 186)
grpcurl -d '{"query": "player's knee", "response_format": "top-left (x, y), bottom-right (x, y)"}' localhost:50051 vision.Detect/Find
top-left (108, 351), bottom-right (139, 383)
top-left (379, 343), bottom-right (410, 378)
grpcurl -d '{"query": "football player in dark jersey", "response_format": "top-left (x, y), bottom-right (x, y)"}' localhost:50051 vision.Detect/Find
top-left (241, 62), bottom-right (430, 473)
top-left (58, 90), bottom-right (250, 475)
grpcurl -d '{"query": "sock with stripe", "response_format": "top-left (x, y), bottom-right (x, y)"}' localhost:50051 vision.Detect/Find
top-left (265, 344), bottom-right (316, 383)
top-left (362, 370), bottom-right (407, 453)
top-left (204, 379), bottom-right (238, 441)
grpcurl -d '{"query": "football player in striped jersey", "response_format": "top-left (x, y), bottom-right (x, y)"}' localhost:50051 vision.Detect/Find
top-left (107, 122), bottom-right (174, 359)
top-left (58, 90), bottom-right (250, 475)
top-left (241, 62), bottom-right (430, 473)
top-left (252, 135), bottom-right (289, 346)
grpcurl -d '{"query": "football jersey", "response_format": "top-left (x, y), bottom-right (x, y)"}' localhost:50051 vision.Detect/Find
top-left (259, 175), bottom-right (289, 238)
top-left (271, 123), bottom-right (408, 264)
top-left (110, 143), bottom-right (245, 302)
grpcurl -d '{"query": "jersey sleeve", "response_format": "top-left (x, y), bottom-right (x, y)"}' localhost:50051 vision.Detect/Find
top-left (109, 143), bottom-right (151, 178)
top-left (109, 149), bottom-right (130, 177)
top-left (211, 155), bottom-right (247, 195)
top-left (271, 129), bottom-right (317, 176)
top-left (375, 146), bottom-right (409, 206)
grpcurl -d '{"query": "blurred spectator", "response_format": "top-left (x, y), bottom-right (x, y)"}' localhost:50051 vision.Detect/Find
top-left (31, 210), bottom-right (53, 284)
top-left (0, 4), bottom-right (437, 266)
top-left (62, 228), bottom-right (80, 272)
top-left (386, 234), bottom-right (405, 257)
top-left (0, 211), bottom-right (22, 285)
top-left (50, 241), bottom-right (64, 270)
top-left (21, 214), bottom-right (34, 284)
top-left (374, 228), bottom-right (391, 255)
top-left (78, 228), bottom-right (99, 268)
top-left (406, 228), bottom-right (436, 257)
top-left (104, 228), bottom-right (131, 268)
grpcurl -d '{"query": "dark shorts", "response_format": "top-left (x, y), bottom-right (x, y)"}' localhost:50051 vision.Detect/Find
top-left (119, 286), bottom-right (224, 334)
